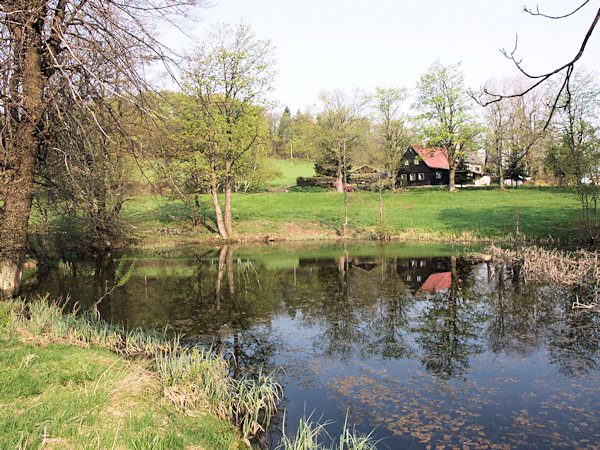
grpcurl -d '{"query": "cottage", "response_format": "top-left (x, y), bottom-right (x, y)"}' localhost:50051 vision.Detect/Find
top-left (397, 146), bottom-right (450, 186)
top-left (398, 146), bottom-right (492, 187)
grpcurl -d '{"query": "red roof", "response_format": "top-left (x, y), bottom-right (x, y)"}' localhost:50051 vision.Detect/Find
top-left (418, 272), bottom-right (452, 294)
top-left (412, 146), bottom-right (450, 170)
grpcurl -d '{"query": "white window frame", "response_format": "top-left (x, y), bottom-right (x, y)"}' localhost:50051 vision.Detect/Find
top-left (418, 173), bottom-right (425, 181)
top-left (436, 171), bottom-right (442, 179)
top-left (409, 173), bottom-right (416, 181)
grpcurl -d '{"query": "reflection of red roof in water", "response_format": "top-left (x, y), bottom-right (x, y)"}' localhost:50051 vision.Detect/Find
top-left (418, 272), bottom-right (452, 294)
top-left (412, 146), bottom-right (450, 170)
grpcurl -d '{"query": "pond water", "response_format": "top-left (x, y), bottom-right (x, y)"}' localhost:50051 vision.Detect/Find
top-left (23, 242), bottom-right (600, 448)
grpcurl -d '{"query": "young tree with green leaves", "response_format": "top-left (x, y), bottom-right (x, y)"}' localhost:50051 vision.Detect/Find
top-left (414, 62), bottom-right (479, 192)
top-left (181, 23), bottom-right (276, 240)
top-left (371, 87), bottom-right (411, 191)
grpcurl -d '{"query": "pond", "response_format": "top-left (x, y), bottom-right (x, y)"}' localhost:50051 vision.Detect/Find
top-left (23, 242), bottom-right (600, 448)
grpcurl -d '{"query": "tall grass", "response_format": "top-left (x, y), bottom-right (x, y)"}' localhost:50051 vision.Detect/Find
top-left (4, 296), bottom-right (280, 441)
top-left (277, 412), bottom-right (378, 450)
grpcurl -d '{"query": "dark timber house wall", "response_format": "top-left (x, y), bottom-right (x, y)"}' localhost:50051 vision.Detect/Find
top-left (397, 146), bottom-right (449, 186)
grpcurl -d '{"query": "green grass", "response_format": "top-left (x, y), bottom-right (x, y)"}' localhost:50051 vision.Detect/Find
top-left (0, 298), bottom-right (283, 448)
top-left (121, 186), bottom-right (582, 244)
top-left (0, 333), bottom-right (241, 448)
top-left (268, 158), bottom-right (315, 187)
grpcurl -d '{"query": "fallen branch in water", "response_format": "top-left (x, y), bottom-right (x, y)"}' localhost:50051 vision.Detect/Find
top-left (572, 296), bottom-right (599, 311)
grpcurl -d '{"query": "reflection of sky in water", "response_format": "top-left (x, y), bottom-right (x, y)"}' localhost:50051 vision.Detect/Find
top-left (264, 308), bottom-right (600, 448)
top-left (23, 243), bottom-right (600, 448)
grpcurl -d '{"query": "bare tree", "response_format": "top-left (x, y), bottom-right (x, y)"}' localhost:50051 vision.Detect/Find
top-left (371, 87), bottom-right (411, 192)
top-left (0, 0), bottom-right (203, 298)
top-left (475, 2), bottom-right (600, 126)
top-left (317, 89), bottom-right (368, 238)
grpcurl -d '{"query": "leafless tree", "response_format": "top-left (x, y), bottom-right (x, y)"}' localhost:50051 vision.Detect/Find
top-left (474, 1), bottom-right (600, 127)
top-left (0, 0), bottom-right (204, 298)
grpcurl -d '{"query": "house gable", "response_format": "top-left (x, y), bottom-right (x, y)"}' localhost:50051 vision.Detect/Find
top-left (398, 146), bottom-right (449, 186)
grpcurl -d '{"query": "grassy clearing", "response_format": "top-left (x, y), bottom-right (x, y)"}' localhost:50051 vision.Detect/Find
top-left (121, 186), bottom-right (581, 245)
top-left (268, 159), bottom-right (315, 187)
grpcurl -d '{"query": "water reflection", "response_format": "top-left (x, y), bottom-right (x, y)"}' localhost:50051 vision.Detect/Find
top-left (23, 243), bottom-right (600, 447)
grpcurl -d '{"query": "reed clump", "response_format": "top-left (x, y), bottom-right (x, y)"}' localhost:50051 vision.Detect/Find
top-left (489, 245), bottom-right (600, 287)
top-left (277, 412), bottom-right (378, 450)
top-left (3, 296), bottom-right (280, 441)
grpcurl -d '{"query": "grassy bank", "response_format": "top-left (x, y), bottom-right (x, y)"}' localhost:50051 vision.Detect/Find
top-left (0, 298), bottom-right (277, 448)
top-left (122, 186), bottom-right (581, 246)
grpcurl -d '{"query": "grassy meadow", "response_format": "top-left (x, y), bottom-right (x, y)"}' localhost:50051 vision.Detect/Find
top-left (268, 158), bottom-right (315, 187)
top-left (122, 185), bottom-right (581, 245)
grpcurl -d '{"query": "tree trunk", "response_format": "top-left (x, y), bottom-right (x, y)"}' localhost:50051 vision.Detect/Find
top-left (224, 161), bottom-right (234, 238)
top-left (210, 172), bottom-right (228, 239)
top-left (224, 121), bottom-right (234, 238)
top-left (499, 154), bottom-right (505, 191)
top-left (0, 129), bottom-right (37, 299)
top-left (378, 183), bottom-right (384, 239)
top-left (0, 25), bottom-right (45, 299)
top-left (449, 166), bottom-right (456, 192)
top-left (336, 157), bottom-right (344, 193)
top-left (342, 144), bottom-right (349, 238)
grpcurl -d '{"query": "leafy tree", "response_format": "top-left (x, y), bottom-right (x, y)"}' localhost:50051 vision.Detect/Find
top-left (504, 150), bottom-right (529, 185)
top-left (180, 23), bottom-right (276, 240)
top-left (414, 62), bottom-right (480, 191)
top-left (317, 89), bottom-right (368, 238)
top-left (317, 90), bottom-right (367, 193)
top-left (371, 87), bottom-right (411, 191)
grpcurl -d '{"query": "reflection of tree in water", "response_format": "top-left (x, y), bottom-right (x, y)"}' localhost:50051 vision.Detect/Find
top-left (413, 257), bottom-right (486, 380)
top-left (484, 263), bottom-right (555, 357)
top-left (363, 254), bottom-right (415, 359)
top-left (201, 245), bottom-right (281, 378)
top-left (303, 249), bottom-right (417, 361)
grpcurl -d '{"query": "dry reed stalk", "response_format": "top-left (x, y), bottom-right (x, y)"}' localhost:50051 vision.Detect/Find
top-left (489, 245), bottom-right (600, 288)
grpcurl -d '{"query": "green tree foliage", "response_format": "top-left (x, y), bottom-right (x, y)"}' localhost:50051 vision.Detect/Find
top-left (414, 62), bottom-right (480, 191)
top-left (548, 71), bottom-right (600, 240)
top-left (271, 107), bottom-right (319, 161)
top-left (178, 23), bottom-right (276, 239)
top-left (371, 87), bottom-right (411, 191)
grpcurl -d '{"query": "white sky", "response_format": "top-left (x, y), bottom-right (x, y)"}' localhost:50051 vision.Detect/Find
top-left (163, 0), bottom-right (600, 113)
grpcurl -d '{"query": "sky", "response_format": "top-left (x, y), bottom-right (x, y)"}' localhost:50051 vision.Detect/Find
top-left (162, 0), bottom-right (600, 113)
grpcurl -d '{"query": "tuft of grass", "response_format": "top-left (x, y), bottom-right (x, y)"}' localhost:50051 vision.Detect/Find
top-left (277, 412), bottom-right (378, 450)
